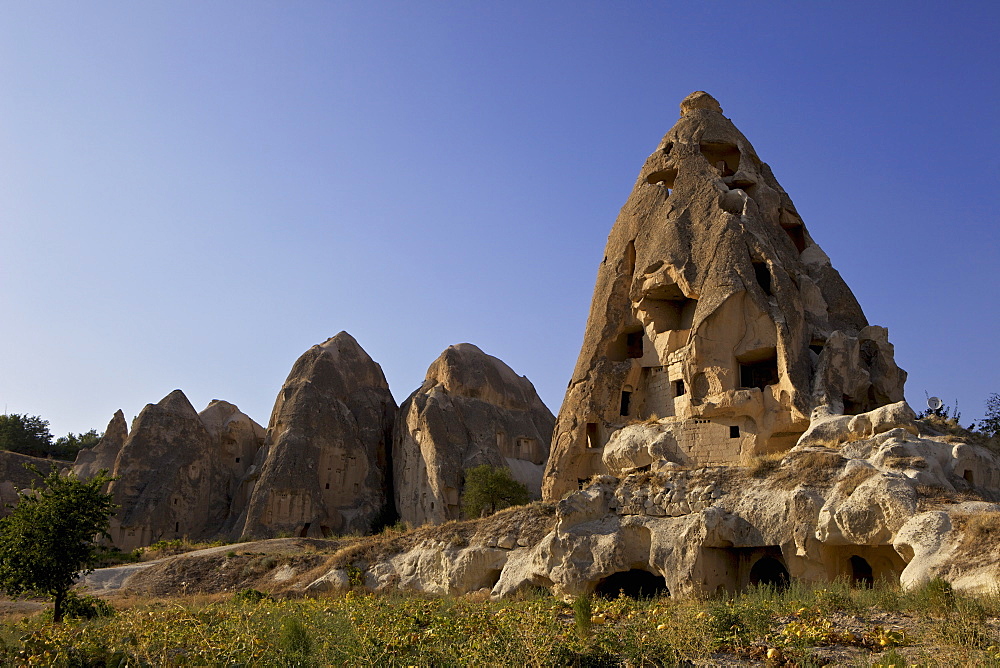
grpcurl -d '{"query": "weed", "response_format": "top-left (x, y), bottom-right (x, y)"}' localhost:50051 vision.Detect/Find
top-left (346, 564), bottom-right (365, 587)
top-left (572, 593), bottom-right (592, 640)
top-left (768, 450), bottom-right (847, 489)
top-left (869, 648), bottom-right (907, 667)
top-left (279, 617), bottom-right (313, 661)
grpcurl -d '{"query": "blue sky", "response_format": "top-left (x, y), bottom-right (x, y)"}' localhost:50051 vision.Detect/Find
top-left (1, 2), bottom-right (997, 437)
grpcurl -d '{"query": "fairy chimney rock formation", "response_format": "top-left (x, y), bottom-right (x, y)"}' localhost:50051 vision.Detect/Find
top-left (240, 332), bottom-right (396, 539)
top-left (542, 91), bottom-right (907, 500)
top-left (73, 409), bottom-right (128, 480)
top-left (108, 390), bottom-right (253, 550)
top-left (394, 343), bottom-right (555, 526)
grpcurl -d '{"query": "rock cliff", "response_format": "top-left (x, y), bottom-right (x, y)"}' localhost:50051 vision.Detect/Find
top-left (105, 391), bottom-right (264, 550)
top-left (393, 343), bottom-right (554, 526)
top-left (0, 450), bottom-right (70, 518)
top-left (73, 409), bottom-right (128, 481)
top-left (239, 332), bottom-right (396, 539)
top-left (543, 91), bottom-right (907, 500)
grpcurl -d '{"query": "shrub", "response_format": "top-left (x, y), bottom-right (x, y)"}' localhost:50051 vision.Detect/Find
top-left (234, 588), bottom-right (272, 604)
top-left (41, 591), bottom-right (115, 620)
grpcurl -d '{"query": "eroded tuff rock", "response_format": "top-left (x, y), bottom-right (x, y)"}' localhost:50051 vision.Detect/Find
top-left (73, 409), bottom-right (128, 480)
top-left (107, 390), bottom-right (264, 550)
top-left (300, 428), bottom-right (1000, 599)
top-left (239, 332), bottom-right (396, 539)
top-left (199, 399), bottom-right (266, 524)
top-left (543, 91), bottom-right (907, 501)
top-left (0, 451), bottom-right (70, 518)
top-left (496, 428), bottom-right (1000, 599)
top-left (393, 344), bottom-right (554, 526)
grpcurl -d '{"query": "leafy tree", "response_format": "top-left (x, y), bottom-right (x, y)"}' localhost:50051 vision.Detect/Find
top-left (0, 413), bottom-right (53, 458)
top-left (461, 464), bottom-right (531, 519)
top-left (51, 429), bottom-right (102, 460)
top-left (0, 466), bottom-right (116, 622)
top-left (975, 393), bottom-right (1000, 439)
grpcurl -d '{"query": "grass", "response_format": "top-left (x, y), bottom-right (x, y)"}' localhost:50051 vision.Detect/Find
top-left (4, 579), bottom-right (1000, 666)
top-left (746, 449), bottom-right (849, 490)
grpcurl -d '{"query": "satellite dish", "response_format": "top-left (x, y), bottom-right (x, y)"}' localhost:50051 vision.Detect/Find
top-left (927, 396), bottom-right (943, 411)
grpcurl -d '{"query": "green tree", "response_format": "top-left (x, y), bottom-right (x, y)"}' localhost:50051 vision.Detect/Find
top-left (461, 464), bottom-right (531, 519)
top-left (51, 429), bottom-right (103, 460)
top-left (0, 466), bottom-right (116, 622)
top-left (0, 413), bottom-right (53, 458)
top-left (977, 393), bottom-right (1000, 439)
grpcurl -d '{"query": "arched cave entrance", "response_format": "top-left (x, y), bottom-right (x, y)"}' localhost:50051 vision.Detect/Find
top-left (850, 555), bottom-right (874, 587)
top-left (748, 556), bottom-right (789, 590)
top-left (594, 569), bottom-right (669, 599)
top-left (482, 569), bottom-right (502, 590)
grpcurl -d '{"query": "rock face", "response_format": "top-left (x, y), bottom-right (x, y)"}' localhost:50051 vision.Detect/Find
top-left (543, 91), bottom-right (907, 501)
top-left (495, 428), bottom-right (1000, 599)
top-left (73, 409), bottom-right (128, 480)
top-left (298, 427), bottom-right (1000, 600)
top-left (198, 399), bottom-right (266, 521)
top-left (107, 391), bottom-right (264, 550)
top-left (239, 332), bottom-right (396, 539)
top-left (0, 451), bottom-right (70, 518)
top-left (393, 344), bottom-right (555, 526)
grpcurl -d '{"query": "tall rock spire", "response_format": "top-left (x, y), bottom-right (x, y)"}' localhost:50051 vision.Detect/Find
top-left (542, 92), bottom-right (906, 500)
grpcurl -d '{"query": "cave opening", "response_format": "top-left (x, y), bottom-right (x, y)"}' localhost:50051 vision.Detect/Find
top-left (620, 391), bottom-right (632, 417)
top-left (594, 569), bottom-right (669, 599)
top-left (850, 555), bottom-right (874, 587)
top-left (739, 355), bottom-right (779, 391)
top-left (753, 262), bottom-right (772, 296)
top-left (699, 142), bottom-right (740, 176)
top-left (748, 556), bottom-right (789, 590)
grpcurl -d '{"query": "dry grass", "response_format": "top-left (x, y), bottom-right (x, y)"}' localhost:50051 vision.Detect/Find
top-left (626, 413), bottom-right (661, 426)
top-left (953, 511), bottom-right (1000, 548)
top-left (835, 466), bottom-right (877, 496)
top-left (884, 455), bottom-right (928, 470)
top-left (914, 483), bottom-right (1000, 511)
top-left (323, 501), bottom-right (557, 571)
top-left (740, 452), bottom-right (784, 479)
top-left (948, 511), bottom-right (1000, 569)
top-left (916, 415), bottom-right (982, 443)
top-left (766, 449), bottom-right (848, 490)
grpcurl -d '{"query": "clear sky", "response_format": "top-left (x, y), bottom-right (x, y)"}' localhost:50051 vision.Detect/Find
top-left (1, 2), bottom-right (997, 438)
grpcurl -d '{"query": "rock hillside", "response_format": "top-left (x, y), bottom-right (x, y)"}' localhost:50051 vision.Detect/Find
top-left (393, 343), bottom-right (554, 526)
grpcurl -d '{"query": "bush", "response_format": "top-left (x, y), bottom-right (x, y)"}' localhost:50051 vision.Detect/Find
top-left (234, 588), bottom-right (273, 604)
top-left (461, 464), bottom-right (531, 519)
top-left (41, 591), bottom-right (115, 620)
